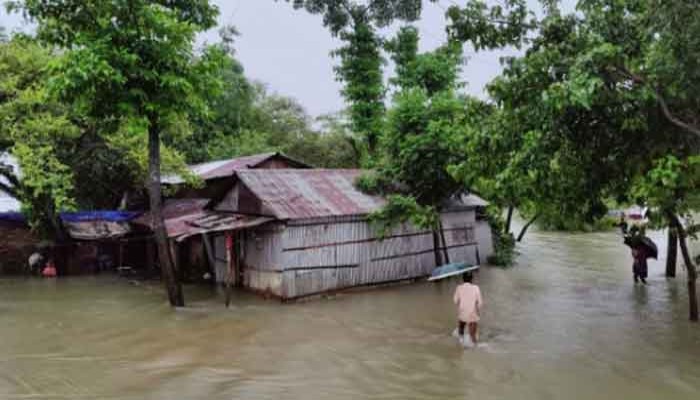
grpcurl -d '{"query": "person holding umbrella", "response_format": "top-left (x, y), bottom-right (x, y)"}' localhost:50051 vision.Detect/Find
top-left (631, 247), bottom-right (648, 284)
top-left (624, 226), bottom-right (658, 285)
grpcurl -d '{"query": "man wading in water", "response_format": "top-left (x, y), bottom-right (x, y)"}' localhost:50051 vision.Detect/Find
top-left (454, 272), bottom-right (483, 347)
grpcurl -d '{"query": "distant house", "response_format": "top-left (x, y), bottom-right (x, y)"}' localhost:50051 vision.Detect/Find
top-left (162, 152), bottom-right (311, 200)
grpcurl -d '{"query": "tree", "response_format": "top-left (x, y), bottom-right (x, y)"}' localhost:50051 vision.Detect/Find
top-left (1, 35), bottom-right (146, 239)
top-left (634, 155), bottom-right (700, 321)
top-left (0, 36), bottom-right (77, 238)
top-left (8, 0), bottom-right (225, 307)
top-left (282, 1), bottom-right (430, 161)
top-left (174, 26), bottom-right (255, 164)
top-left (358, 26), bottom-right (475, 265)
top-left (576, 0), bottom-right (700, 142)
top-left (451, 2), bottom-right (698, 239)
top-left (202, 85), bottom-right (360, 168)
top-left (332, 10), bottom-right (386, 157)
top-left (454, 0), bottom-right (700, 317)
top-left (667, 228), bottom-right (678, 278)
top-left (281, 0), bottom-right (423, 35)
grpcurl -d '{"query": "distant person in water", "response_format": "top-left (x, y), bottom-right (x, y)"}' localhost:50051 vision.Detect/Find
top-left (453, 272), bottom-right (483, 347)
top-left (631, 247), bottom-right (648, 285)
top-left (42, 258), bottom-right (57, 278)
top-left (625, 225), bottom-right (648, 285)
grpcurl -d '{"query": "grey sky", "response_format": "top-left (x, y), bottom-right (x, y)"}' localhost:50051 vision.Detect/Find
top-left (0, 0), bottom-right (575, 117)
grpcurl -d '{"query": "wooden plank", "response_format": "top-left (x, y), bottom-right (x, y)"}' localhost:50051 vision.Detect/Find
top-left (201, 232), bottom-right (216, 271)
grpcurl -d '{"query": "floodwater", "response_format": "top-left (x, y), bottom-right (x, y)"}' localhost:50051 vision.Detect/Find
top-left (1, 224), bottom-right (700, 400)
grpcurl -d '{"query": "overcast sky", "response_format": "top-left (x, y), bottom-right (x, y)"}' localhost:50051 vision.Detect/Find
top-left (0, 0), bottom-right (575, 117)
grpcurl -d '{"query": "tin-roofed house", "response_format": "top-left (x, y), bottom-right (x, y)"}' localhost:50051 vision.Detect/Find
top-left (207, 169), bottom-right (493, 300)
top-left (131, 153), bottom-right (311, 280)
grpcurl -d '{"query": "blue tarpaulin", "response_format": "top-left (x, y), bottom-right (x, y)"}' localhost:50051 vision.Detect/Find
top-left (59, 211), bottom-right (141, 223)
top-left (0, 212), bottom-right (27, 223)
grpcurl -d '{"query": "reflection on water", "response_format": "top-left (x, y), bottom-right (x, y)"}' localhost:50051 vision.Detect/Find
top-left (1, 223), bottom-right (700, 399)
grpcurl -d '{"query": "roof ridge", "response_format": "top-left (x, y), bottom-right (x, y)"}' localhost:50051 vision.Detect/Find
top-left (189, 152), bottom-right (277, 168)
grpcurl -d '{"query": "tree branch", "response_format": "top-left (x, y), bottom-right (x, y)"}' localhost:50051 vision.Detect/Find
top-left (516, 213), bottom-right (539, 242)
top-left (614, 66), bottom-right (700, 140)
top-left (654, 90), bottom-right (700, 139)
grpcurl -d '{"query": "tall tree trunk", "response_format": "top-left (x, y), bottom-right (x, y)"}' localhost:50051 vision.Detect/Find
top-left (671, 213), bottom-right (698, 322)
top-left (148, 120), bottom-right (184, 307)
top-left (666, 227), bottom-right (678, 278)
top-left (517, 213), bottom-right (539, 242)
top-left (432, 230), bottom-right (442, 267)
top-left (438, 221), bottom-right (450, 265)
top-left (504, 205), bottom-right (514, 235)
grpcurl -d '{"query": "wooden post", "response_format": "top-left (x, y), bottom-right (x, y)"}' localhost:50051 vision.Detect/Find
top-left (432, 230), bottom-right (442, 267)
top-left (169, 240), bottom-right (179, 275)
top-left (235, 232), bottom-right (244, 287)
top-left (147, 117), bottom-right (184, 307)
top-left (225, 233), bottom-right (234, 307)
top-left (438, 221), bottom-right (450, 264)
top-left (671, 213), bottom-right (698, 322)
top-left (201, 233), bottom-right (216, 273)
top-left (666, 227), bottom-right (678, 278)
top-left (118, 240), bottom-right (123, 268)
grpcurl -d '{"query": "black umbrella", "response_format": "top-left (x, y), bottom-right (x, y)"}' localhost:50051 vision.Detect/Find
top-left (624, 235), bottom-right (658, 259)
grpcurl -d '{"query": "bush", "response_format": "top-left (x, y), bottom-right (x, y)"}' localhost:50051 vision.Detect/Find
top-left (488, 231), bottom-right (516, 267)
top-left (483, 206), bottom-right (516, 267)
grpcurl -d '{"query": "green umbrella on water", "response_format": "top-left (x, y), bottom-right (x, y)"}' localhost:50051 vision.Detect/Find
top-left (428, 262), bottom-right (480, 282)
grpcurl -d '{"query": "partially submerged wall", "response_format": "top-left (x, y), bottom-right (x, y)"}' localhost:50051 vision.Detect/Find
top-left (234, 210), bottom-right (493, 299)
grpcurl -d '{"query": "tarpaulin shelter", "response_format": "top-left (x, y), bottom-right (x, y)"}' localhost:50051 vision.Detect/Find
top-left (60, 211), bottom-right (140, 241)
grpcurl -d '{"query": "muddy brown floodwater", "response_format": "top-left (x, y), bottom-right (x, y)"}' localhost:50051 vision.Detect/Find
top-left (1, 223), bottom-right (700, 400)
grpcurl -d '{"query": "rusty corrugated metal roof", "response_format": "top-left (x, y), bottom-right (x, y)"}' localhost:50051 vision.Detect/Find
top-left (235, 169), bottom-right (490, 221)
top-left (132, 198), bottom-right (272, 240)
top-left (236, 169), bottom-right (386, 220)
top-left (132, 198), bottom-right (209, 233)
top-left (172, 214), bottom-right (273, 242)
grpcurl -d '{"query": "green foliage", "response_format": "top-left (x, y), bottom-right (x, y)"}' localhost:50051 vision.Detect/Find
top-left (482, 206), bottom-right (515, 266)
top-left (367, 194), bottom-right (439, 237)
top-left (450, 3), bottom-right (700, 237)
top-left (633, 155), bottom-right (700, 228)
top-left (282, 0), bottom-right (424, 35)
top-left (200, 86), bottom-right (360, 168)
top-left (0, 37), bottom-right (77, 234)
top-left (386, 27), bottom-right (463, 95)
top-left (284, 1), bottom-right (437, 161)
top-left (376, 88), bottom-right (466, 207)
top-left (175, 31), bottom-right (255, 164)
top-left (206, 130), bottom-right (276, 161)
top-left (8, 0), bottom-right (224, 171)
top-left (332, 11), bottom-right (386, 157)
top-left (445, 0), bottom-right (532, 50)
top-left (363, 29), bottom-right (472, 233)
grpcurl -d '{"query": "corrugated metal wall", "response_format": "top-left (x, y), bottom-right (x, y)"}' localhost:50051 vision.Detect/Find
top-left (230, 209), bottom-right (492, 299)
